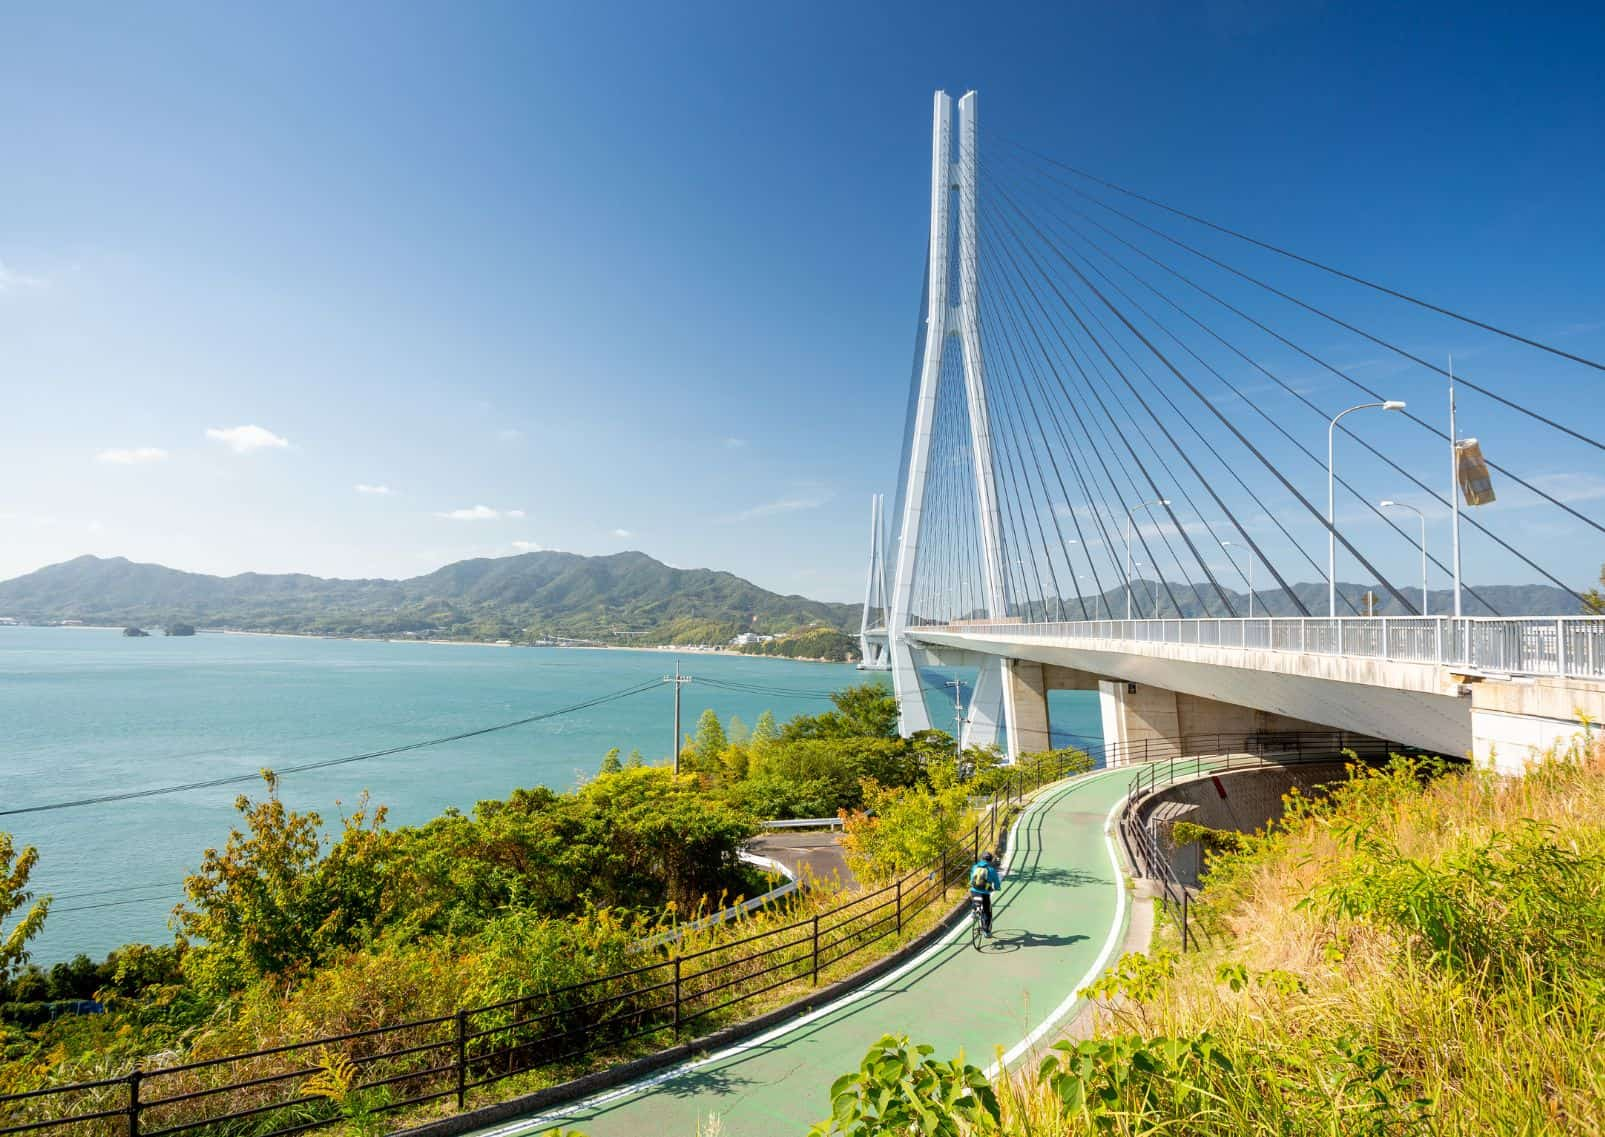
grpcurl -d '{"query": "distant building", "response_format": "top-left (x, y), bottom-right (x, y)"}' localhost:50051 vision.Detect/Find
top-left (0, 616), bottom-right (17, 626)
top-left (729, 632), bottom-right (777, 647)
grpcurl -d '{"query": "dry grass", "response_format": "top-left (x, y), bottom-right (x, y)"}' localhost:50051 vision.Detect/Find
top-left (971, 731), bottom-right (1605, 1137)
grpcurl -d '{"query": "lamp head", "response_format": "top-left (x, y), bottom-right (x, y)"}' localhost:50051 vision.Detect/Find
top-left (1379, 499), bottom-right (1396, 508)
top-left (1382, 400), bottom-right (1407, 411)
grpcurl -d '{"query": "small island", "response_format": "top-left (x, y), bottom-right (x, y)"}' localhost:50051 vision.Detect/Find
top-left (122, 626), bottom-right (149, 637)
top-left (165, 623), bottom-right (196, 637)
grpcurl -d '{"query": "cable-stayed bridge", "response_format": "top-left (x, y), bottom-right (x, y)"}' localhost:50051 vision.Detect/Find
top-left (865, 90), bottom-right (1605, 773)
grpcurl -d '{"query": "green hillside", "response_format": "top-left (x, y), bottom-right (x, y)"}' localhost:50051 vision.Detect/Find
top-left (0, 552), bottom-right (858, 645)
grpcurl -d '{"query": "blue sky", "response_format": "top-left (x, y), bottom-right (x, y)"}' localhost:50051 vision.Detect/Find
top-left (3, 1), bottom-right (1602, 601)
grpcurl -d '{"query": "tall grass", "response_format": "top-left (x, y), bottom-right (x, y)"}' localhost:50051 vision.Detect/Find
top-left (813, 732), bottom-right (1605, 1136)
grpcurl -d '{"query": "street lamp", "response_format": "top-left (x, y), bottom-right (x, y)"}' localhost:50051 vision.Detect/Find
top-left (1221, 540), bottom-right (1254, 617)
top-left (1328, 402), bottom-right (1406, 617)
top-left (1379, 500), bottom-right (1428, 616)
top-left (1125, 498), bottom-right (1170, 620)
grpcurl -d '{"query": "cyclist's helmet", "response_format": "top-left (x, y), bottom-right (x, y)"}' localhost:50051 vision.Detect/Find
top-left (981, 852), bottom-right (995, 864)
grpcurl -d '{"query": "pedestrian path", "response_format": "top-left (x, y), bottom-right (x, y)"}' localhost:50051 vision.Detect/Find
top-left (472, 765), bottom-right (1137, 1137)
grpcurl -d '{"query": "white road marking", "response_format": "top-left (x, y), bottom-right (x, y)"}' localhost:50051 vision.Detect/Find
top-left (983, 788), bottom-right (1130, 1077)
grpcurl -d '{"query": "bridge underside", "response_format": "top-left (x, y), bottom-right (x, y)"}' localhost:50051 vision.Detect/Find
top-left (909, 630), bottom-right (1605, 771)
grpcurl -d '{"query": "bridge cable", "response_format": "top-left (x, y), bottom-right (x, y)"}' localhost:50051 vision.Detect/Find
top-left (980, 279), bottom-right (1115, 618)
top-left (1004, 148), bottom-right (1605, 458)
top-left (1019, 184), bottom-right (1508, 616)
top-left (994, 180), bottom-right (1419, 615)
top-left (996, 137), bottom-right (1605, 379)
top-left (984, 200), bottom-right (1214, 614)
top-left (992, 193), bottom-right (1299, 616)
top-left (997, 154), bottom-right (1585, 607)
top-left (985, 190), bottom-right (1348, 615)
top-left (979, 292), bottom-right (1090, 619)
top-left (987, 212), bottom-right (1268, 616)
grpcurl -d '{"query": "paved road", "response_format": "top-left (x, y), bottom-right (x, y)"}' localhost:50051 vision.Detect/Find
top-left (746, 831), bottom-right (855, 889)
top-left (473, 765), bottom-right (1135, 1137)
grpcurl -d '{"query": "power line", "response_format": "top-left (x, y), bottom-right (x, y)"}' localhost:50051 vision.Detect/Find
top-left (0, 679), bottom-right (667, 818)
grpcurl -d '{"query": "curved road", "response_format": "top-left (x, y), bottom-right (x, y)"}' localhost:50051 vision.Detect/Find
top-left (473, 765), bottom-right (1135, 1137)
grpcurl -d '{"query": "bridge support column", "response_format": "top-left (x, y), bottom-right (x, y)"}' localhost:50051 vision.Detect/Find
top-left (1007, 659), bottom-right (1052, 755)
top-left (1099, 680), bottom-right (1182, 766)
top-left (962, 656), bottom-right (1008, 757)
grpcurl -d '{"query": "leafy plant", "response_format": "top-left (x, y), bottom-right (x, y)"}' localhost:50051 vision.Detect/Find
top-left (811, 1033), bottom-right (999, 1136)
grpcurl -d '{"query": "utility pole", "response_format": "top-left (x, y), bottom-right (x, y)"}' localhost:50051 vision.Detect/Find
top-left (665, 661), bottom-right (692, 774)
top-left (1448, 357), bottom-right (1463, 620)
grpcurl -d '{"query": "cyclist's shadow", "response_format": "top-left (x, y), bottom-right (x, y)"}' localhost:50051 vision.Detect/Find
top-left (977, 928), bottom-right (1088, 953)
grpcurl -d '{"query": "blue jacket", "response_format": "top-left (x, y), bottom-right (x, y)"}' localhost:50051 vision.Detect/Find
top-left (968, 860), bottom-right (1002, 894)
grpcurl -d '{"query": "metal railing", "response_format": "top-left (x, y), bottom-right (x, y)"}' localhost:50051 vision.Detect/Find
top-left (1115, 735), bottom-right (1411, 951)
top-left (0, 753), bottom-right (1088, 1137)
top-left (913, 615), bottom-right (1605, 681)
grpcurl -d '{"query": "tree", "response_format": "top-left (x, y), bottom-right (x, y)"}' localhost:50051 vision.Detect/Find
top-left (684, 708), bottom-right (728, 773)
top-left (174, 772), bottom-right (393, 993)
top-left (598, 747), bottom-right (624, 776)
top-left (751, 710), bottom-right (778, 747)
top-left (624, 748), bottom-right (645, 769)
top-left (1584, 563), bottom-right (1604, 614)
top-left (726, 714), bottom-right (752, 747)
top-left (1, 833), bottom-right (50, 986)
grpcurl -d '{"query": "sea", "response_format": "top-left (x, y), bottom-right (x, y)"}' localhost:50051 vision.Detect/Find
top-left (0, 626), bottom-right (1101, 964)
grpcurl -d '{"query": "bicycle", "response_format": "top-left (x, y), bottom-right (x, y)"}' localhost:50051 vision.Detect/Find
top-left (969, 892), bottom-right (992, 949)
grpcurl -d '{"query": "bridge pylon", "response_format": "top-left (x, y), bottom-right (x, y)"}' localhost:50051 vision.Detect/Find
top-left (886, 90), bottom-right (1020, 758)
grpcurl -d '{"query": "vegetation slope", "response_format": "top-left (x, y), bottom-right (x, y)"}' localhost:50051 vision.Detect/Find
top-left (0, 551), bottom-right (858, 644)
top-left (810, 733), bottom-right (1605, 1136)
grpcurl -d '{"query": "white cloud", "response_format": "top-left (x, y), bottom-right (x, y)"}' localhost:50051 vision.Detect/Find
top-left (612, 528), bottom-right (633, 538)
top-left (437, 505), bottom-right (523, 521)
top-left (729, 494), bottom-right (831, 522)
top-left (0, 259), bottom-right (46, 295)
top-left (206, 425), bottom-right (289, 454)
top-left (96, 447), bottom-right (168, 465)
top-left (354, 483), bottom-right (394, 496)
top-left (724, 437), bottom-right (748, 449)
top-left (512, 540), bottom-right (544, 552)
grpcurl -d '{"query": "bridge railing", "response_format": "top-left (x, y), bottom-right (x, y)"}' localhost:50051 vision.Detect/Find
top-left (914, 615), bottom-right (1605, 681)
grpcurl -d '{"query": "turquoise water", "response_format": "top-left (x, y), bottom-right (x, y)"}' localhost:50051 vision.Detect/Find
top-left (0, 627), bottom-right (1098, 963)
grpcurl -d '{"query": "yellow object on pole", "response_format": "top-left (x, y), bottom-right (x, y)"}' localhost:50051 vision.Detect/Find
top-left (1455, 438), bottom-right (1497, 506)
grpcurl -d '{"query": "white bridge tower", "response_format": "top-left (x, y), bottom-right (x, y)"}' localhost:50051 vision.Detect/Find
top-left (886, 90), bottom-right (1019, 757)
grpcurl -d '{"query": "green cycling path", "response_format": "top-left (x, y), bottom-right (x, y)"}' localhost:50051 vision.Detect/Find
top-left (471, 764), bottom-right (1138, 1137)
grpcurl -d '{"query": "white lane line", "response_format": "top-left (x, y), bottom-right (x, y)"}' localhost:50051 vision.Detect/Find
top-left (468, 772), bottom-right (1110, 1137)
top-left (983, 789), bottom-right (1131, 1078)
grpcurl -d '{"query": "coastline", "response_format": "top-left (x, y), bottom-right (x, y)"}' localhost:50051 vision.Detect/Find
top-left (4, 624), bottom-right (857, 665)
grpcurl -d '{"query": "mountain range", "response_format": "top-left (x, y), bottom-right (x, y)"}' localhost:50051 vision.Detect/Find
top-left (0, 553), bottom-right (860, 645)
top-left (0, 554), bottom-right (1585, 648)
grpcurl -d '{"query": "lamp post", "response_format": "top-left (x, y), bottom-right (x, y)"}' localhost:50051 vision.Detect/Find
top-left (1328, 402), bottom-right (1406, 617)
top-left (1125, 498), bottom-right (1170, 620)
top-left (1379, 500), bottom-right (1428, 616)
top-left (1221, 540), bottom-right (1254, 617)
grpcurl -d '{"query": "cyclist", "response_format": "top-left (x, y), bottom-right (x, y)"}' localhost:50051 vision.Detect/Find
top-left (968, 851), bottom-right (1002, 937)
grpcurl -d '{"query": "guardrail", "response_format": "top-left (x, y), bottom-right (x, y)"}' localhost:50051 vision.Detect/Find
top-left (758, 817), bottom-right (845, 830)
top-left (910, 615), bottom-right (1605, 681)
